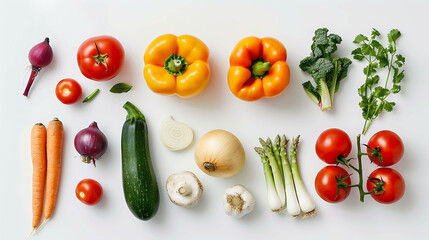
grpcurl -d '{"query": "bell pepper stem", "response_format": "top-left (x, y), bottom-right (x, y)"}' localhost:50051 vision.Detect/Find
top-left (168, 59), bottom-right (183, 72)
top-left (164, 53), bottom-right (188, 76)
top-left (250, 58), bottom-right (271, 79)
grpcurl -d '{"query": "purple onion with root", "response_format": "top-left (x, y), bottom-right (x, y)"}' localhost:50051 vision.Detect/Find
top-left (74, 122), bottom-right (108, 166)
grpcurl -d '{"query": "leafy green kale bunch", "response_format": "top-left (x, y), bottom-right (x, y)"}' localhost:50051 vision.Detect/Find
top-left (299, 28), bottom-right (352, 111)
top-left (352, 29), bottom-right (404, 135)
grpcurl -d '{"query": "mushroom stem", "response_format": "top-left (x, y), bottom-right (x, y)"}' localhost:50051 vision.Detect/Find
top-left (177, 182), bottom-right (192, 196)
top-left (166, 171), bottom-right (204, 208)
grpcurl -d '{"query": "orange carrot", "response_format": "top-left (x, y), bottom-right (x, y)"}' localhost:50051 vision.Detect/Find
top-left (30, 123), bottom-right (47, 230)
top-left (42, 118), bottom-right (63, 224)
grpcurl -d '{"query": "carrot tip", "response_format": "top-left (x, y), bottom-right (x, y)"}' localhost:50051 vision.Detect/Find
top-left (36, 219), bottom-right (48, 232)
top-left (35, 123), bottom-right (44, 126)
top-left (26, 228), bottom-right (35, 240)
top-left (52, 117), bottom-right (59, 121)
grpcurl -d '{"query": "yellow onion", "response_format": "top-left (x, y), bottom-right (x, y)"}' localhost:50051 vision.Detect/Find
top-left (194, 130), bottom-right (245, 178)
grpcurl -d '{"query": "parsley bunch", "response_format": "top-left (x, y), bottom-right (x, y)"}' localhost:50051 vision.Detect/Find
top-left (352, 29), bottom-right (405, 135)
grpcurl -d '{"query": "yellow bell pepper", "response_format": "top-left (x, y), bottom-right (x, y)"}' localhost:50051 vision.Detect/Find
top-left (144, 34), bottom-right (210, 97)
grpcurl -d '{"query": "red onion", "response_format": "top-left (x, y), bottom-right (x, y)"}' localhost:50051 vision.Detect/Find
top-left (23, 37), bottom-right (53, 97)
top-left (74, 122), bottom-right (108, 166)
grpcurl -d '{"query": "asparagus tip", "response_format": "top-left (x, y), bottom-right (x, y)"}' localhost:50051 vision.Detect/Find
top-left (254, 147), bottom-right (263, 153)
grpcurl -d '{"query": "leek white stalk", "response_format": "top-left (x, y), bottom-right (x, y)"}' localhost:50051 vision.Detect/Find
top-left (160, 116), bottom-right (193, 151)
top-left (290, 136), bottom-right (316, 215)
top-left (255, 147), bottom-right (283, 211)
top-left (278, 135), bottom-right (301, 216)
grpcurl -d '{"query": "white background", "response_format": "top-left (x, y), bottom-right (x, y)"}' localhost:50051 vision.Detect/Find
top-left (1, 0), bottom-right (428, 239)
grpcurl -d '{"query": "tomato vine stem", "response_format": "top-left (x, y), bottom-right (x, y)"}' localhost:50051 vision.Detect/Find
top-left (336, 134), bottom-right (384, 202)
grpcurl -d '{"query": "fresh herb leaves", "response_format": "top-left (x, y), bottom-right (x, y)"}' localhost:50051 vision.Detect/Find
top-left (110, 83), bottom-right (133, 93)
top-left (300, 28), bottom-right (352, 111)
top-left (352, 29), bottom-right (405, 135)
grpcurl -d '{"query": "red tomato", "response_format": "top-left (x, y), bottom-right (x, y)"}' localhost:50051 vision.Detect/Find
top-left (315, 166), bottom-right (351, 203)
top-left (55, 78), bottom-right (82, 104)
top-left (75, 179), bottom-right (103, 205)
top-left (367, 168), bottom-right (405, 204)
top-left (316, 128), bottom-right (352, 164)
top-left (77, 35), bottom-right (124, 81)
top-left (367, 130), bottom-right (404, 166)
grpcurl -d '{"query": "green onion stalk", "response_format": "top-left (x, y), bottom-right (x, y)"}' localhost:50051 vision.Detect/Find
top-left (255, 147), bottom-right (282, 211)
top-left (290, 136), bottom-right (316, 216)
top-left (255, 134), bottom-right (316, 217)
top-left (279, 135), bottom-right (301, 216)
top-left (259, 138), bottom-right (286, 209)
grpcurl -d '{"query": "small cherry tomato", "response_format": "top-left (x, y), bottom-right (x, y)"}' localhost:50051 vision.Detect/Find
top-left (367, 168), bottom-right (405, 204)
top-left (75, 179), bottom-right (103, 205)
top-left (315, 166), bottom-right (351, 203)
top-left (55, 78), bottom-right (82, 104)
top-left (77, 35), bottom-right (125, 81)
top-left (367, 130), bottom-right (404, 166)
top-left (316, 128), bottom-right (352, 164)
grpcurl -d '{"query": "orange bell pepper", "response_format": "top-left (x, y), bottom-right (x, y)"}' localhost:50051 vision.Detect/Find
top-left (228, 37), bottom-right (290, 101)
top-left (143, 34), bottom-right (210, 98)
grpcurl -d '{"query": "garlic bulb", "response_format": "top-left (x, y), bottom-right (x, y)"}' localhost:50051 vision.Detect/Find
top-left (223, 184), bottom-right (255, 218)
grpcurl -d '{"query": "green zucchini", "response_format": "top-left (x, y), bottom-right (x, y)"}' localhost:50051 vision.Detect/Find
top-left (121, 101), bottom-right (159, 220)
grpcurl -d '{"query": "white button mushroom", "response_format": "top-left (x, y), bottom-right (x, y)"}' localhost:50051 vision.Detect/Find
top-left (166, 171), bottom-right (203, 208)
top-left (223, 184), bottom-right (255, 218)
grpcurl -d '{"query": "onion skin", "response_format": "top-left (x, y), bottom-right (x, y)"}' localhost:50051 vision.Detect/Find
top-left (74, 122), bottom-right (108, 166)
top-left (29, 38), bottom-right (53, 68)
top-left (194, 130), bottom-right (245, 178)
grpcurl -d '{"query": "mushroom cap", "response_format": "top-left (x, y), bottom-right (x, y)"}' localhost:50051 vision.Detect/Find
top-left (166, 171), bottom-right (203, 208)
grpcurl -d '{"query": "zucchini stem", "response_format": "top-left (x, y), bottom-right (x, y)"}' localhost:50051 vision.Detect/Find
top-left (123, 101), bottom-right (145, 122)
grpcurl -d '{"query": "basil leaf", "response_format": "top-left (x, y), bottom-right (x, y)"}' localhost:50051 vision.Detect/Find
top-left (110, 83), bottom-right (132, 93)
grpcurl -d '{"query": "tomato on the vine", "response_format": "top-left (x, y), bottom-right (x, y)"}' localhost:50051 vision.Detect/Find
top-left (316, 128), bottom-right (352, 164)
top-left (75, 179), bottom-right (103, 205)
top-left (367, 130), bottom-right (404, 166)
top-left (315, 166), bottom-right (351, 203)
top-left (367, 168), bottom-right (405, 204)
top-left (55, 78), bottom-right (82, 104)
top-left (77, 35), bottom-right (124, 81)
